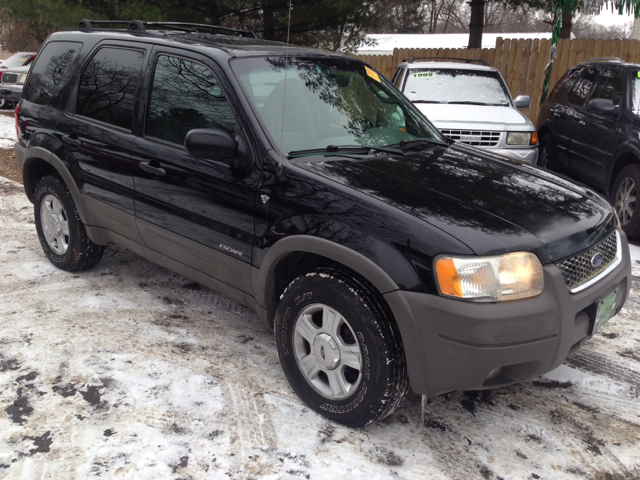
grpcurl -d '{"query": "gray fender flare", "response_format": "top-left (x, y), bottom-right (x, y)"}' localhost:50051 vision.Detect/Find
top-left (251, 235), bottom-right (400, 311)
top-left (22, 146), bottom-right (90, 225)
top-left (252, 234), bottom-right (428, 394)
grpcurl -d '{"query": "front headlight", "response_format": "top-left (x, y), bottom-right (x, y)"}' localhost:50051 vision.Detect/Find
top-left (435, 252), bottom-right (544, 302)
top-left (506, 132), bottom-right (532, 145)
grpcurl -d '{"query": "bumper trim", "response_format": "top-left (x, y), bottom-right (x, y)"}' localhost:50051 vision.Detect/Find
top-left (440, 333), bottom-right (557, 349)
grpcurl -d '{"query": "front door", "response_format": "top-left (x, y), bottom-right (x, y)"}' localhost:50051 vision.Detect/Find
top-left (570, 68), bottom-right (624, 190)
top-left (132, 48), bottom-right (260, 295)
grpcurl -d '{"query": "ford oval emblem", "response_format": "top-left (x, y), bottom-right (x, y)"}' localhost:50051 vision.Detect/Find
top-left (591, 252), bottom-right (604, 267)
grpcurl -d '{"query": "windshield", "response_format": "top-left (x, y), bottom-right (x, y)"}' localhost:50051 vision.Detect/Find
top-left (231, 56), bottom-right (443, 156)
top-left (402, 68), bottom-right (511, 106)
top-left (1, 53), bottom-right (33, 69)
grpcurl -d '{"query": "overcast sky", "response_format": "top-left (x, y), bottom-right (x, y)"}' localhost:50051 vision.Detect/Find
top-left (593, 9), bottom-right (635, 26)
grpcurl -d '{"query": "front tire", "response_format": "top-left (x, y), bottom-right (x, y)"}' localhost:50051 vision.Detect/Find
top-left (34, 175), bottom-right (105, 271)
top-left (538, 134), bottom-right (550, 168)
top-left (275, 267), bottom-right (409, 427)
top-left (611, 164), bottom-right (640, 240)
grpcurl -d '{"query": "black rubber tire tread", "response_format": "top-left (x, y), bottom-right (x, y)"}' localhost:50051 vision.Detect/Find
top-left (538, 134), bottom-right (550, 169)
top-left (34, 175), bottom-right (105, 271)
top-left (611, 164), bottom-right (640, 240)
top-left (274, 266), bottom-right (409, 427)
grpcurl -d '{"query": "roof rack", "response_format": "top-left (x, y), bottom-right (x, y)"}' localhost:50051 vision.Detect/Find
top-left (77, 19), bottom-right (257, 38)
top-left (578, 57), bottom-right (623, 66)
top-left (403, 57), bottom-right (489, 67)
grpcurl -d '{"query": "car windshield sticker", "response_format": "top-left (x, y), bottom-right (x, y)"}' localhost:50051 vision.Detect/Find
top-left (411, 72), bottom-right (435, 79)
top-left (637, 71), bottom-right (640, 78)
top-left (365, 66), bottom-right (381, 83)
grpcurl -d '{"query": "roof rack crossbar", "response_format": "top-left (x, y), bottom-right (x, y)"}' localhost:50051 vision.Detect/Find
top-left (78, 19), bottom-right (145, 32)
top-left (77, 19), bottom-right (256, 38)
top-left (403, 57), bottom-right (489, 67)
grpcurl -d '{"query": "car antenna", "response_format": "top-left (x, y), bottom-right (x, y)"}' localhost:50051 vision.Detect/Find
top-left (277, 0), bottom-right (294, 176)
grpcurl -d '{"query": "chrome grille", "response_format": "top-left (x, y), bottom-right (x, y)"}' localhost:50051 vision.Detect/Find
top-left (1, 73), bottom-right (18, 84)
top-left (556, 232), bottom-right (619, 291)
top-left (440, 130), bottom-right (501, 147)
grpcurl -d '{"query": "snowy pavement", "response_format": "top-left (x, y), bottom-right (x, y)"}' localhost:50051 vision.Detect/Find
top-left (0, 113), bottom-right (14, 149)
top-left (1, 174), bottom-right (640, 479)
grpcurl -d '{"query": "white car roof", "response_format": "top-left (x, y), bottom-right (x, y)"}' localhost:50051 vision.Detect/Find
top-left (401, 62), bottom-right (496, 72)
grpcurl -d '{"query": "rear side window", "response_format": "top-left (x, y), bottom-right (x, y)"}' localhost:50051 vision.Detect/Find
top-left (548, 68), bottom-right (581, 102)
top-left (567, 67), bottom-right (599, 107)
top-left (591, 69), bottom-right (623, 106)
top-left (76, 47), bottom-right (145, 130)
top-left (146, 55), bottom-right (235, 145)
top-left (22, 42), bottom-right (82, 105)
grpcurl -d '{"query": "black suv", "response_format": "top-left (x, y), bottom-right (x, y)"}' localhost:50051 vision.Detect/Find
top-left (15, 21), bottom-right (631, 427)
top-left (537, 57), bottom-right (640, 239)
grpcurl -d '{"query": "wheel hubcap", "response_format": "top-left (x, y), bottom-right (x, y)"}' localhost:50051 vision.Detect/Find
top-left (293, 303), bottom-right (362, 400)
top-left (614, 177), bottom-right (637, 226)
top-left (40, 194), bottom-right (70, 254)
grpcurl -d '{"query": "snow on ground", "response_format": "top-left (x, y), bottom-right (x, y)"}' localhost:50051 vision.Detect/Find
top-left (1, 176), bottom-right (640, 480)
top-left (0, 114), bottom-right (15, 148)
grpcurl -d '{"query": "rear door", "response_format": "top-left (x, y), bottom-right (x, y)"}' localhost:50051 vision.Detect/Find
top-left (61, 44), bottom-right (148, 240)
top-left (570, 67), bottom-right (625, 189)
top-left (132, 47), bottom-right (260, 295)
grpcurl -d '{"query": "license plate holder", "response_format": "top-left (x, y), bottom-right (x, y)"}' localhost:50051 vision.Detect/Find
top-left (589, 287), bottom-right (619, 335)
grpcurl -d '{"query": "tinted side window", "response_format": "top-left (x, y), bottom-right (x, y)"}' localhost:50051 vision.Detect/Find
top-left (77, 47), bottom-right (145, 130)
top-left (592, 69), bottom-right (623, 105)
top-left (22, 41), bottom-right (82, 105)
top-left (548, 68), bottom-right (581, 102)
top-left (147, 55), bottom-right (235, 145)
top-left (567, 67), bottom-right (599, 107)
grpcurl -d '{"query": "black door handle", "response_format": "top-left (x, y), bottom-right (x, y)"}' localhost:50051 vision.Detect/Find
top-left (62, 134), bottom-right (81, 149)
top-left (140, 161), bottom-right (167, 176)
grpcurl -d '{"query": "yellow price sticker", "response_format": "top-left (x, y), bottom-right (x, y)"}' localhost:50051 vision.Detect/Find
top-left (365, 66), bottom-right (381, 83)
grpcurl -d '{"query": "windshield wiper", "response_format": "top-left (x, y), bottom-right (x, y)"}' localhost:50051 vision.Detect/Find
top-left (411, 100), bottom-right (442, 104)
top-left (288, 144), bottom-right (405, 159)
top-left (392, 138), bottom-right (449, 150)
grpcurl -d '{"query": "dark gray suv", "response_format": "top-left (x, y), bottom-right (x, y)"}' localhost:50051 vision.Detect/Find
top-left (537, 57), bottom-right (640, 239)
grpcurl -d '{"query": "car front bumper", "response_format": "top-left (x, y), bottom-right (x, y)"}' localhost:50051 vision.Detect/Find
top-left (0, 85), bottom-right (23, 104)
top-left (490, 146), bottom-right (539, 164)
top-left (384, 229), bottom-right (631, 396)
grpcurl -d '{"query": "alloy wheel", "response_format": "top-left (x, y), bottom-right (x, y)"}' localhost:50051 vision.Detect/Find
top-left (293, 303), bottom-right (362, 400)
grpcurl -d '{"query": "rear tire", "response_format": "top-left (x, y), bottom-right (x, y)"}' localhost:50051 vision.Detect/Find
top-left (34, 175), bottom-right (105, 271)
top-left (611, 164), bottom-right (640, 240)
top-left (275, 267), bottom-right (409, 427)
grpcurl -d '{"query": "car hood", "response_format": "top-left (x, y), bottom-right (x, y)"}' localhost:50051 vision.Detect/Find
top-left (292, 144), bottom-right (615, 264)
top-left (414, 104), bottom-right (534, 131)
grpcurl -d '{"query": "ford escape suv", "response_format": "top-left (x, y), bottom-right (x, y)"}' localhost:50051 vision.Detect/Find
top-left (15, 21), bottom-right (631, 427)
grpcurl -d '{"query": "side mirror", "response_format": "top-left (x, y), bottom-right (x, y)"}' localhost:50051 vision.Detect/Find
top-left (514, 95), bottom-right (531, 108)
top-left (587, 98), bottom-right (618, 116)
top-left (185, 128), bottom-right (251, 169)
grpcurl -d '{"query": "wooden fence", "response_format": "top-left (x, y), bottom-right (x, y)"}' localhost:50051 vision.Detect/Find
top-left (353, 38), bottom-right (640, 123)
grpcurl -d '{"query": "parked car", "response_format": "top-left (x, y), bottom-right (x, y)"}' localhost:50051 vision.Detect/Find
top-left (0, 52), bottom-right (36, 70)
top-left (537, 57), bottom-right (640, 239)
top-left (15, 21), bottom-right (631, 427)
top-left (0, 64), bottom-right (29, 109)
top-left (391, 58), bottom-right (538, 164)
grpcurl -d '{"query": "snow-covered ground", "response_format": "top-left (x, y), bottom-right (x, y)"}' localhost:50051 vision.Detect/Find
top-left (1, 175), bottom-right (640, 479)
top-left (0, 113), bottom-right (15, 149)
